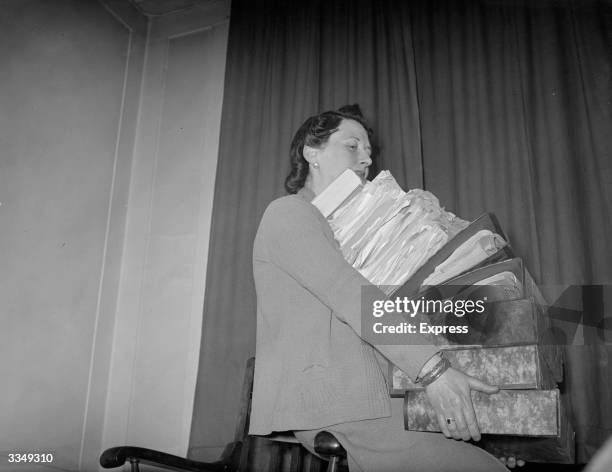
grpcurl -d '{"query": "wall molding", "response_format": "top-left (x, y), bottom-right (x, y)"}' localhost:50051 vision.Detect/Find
top-left (79, 2), bottom-right (148, 470)
top-left (96, 1), bottom-right (230, 468)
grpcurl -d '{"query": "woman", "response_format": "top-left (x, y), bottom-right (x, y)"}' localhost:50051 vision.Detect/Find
top-left (249, 106), bottom-right (512, 471)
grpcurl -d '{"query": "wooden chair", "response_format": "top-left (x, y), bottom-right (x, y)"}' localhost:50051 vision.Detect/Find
top-left (100, 358), bottom-right (347, 472)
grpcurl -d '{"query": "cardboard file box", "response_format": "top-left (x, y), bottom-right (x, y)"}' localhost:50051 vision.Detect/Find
top-left (391, 345), bottom-right (557, 395)
top-left (421, 257), bottom-right (545, 306)
top-left (404, 390), bottom-right (575, 463)
top-left (421, 299), bottom-right (551, 346)
top-left (419, 258), bottom-right (563, 382)
top-left (404, 389), bottom-right (565, 436)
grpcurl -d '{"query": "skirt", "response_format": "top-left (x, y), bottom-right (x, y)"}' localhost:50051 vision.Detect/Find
top-left (294, 397), bottom-right (507, 472)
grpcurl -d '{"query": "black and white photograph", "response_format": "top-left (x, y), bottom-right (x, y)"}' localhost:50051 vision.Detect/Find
top-left (1, 0), bottom-right (611, 471)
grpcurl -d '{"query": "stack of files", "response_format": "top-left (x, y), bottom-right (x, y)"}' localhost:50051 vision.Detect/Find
top-left (394, 257), bottom-right (571, 461)
top-left (313, 169), bottom-right (572, 462)
top-left (312, 170), bottom-right (508, 294)
top-left (391, 258), bottom-right (564, 393)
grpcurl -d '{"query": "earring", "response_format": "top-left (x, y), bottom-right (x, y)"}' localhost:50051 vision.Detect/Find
top-left (312, 162), bottom-right (319, 169)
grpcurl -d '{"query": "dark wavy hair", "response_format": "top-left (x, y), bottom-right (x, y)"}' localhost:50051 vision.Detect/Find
top-left (284, 104), bottom-right (375, 194)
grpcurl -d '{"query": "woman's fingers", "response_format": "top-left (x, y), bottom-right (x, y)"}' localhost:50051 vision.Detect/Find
top-left (467, 376), bottom-right (499, 394)
top-left (452, 412), bottom-right (470, 441)
top-left (506, 456), bottom-right (517, 468)
top-left (436, 410), bottom-right (463, 440)
top-left (437, 413), bottom-right (452, 438)
top-left (449, 422), bottom-right (462, 440)
top-left (462, 400), bottom-right (481, 441)
top-left (517, 459), bottom-right (525, 467)
top-left (425, 368), bottom-right (486, 441)
top-left (438, 410), bottom-right (473, 441)
top-left (444, 413), bottom-right (462, 440)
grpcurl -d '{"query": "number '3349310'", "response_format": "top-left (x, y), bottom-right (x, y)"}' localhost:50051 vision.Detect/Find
top-left (7, 453), bottom-right (54, 463)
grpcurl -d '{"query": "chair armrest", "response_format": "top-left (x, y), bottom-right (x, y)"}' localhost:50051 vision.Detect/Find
top-left (99, 445), bottom-right (234, 471)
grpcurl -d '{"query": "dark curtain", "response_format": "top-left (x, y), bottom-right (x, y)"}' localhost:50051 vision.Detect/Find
top-left (188, 0), bottom-right (424, 458)
top-left (190, 0), bottom-right (612, 464)
top-left (410, 1), bottom-right (612, 461)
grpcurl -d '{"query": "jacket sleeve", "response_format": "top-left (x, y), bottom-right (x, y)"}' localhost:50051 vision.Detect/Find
top-left (257, 196), bottom-right (439, 380)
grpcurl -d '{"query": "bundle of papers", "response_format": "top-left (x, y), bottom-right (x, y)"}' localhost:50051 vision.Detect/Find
top-left (313, 169), bottom-right (484, 293)
top-left (423, 229), bottom-right (507, 286)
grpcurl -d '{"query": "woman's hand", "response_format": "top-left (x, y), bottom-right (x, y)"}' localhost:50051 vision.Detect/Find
top-left (425, 368), bottom-right (525, 468)
top-left (424, 367), bottom-right (498, 441)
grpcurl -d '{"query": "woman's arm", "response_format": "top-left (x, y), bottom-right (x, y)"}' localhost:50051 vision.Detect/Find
top-left (258, 196), bottom-right (501, 443)
top-left (258, 196), bottom-right (439, 379)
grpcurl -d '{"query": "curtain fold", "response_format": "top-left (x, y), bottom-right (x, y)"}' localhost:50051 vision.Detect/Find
top-left (190, 0), bottom-right (612, 463)
top-left (189, 0), bottom-right (423, 456)
top-left (410, 2), bottom-right (611, 460)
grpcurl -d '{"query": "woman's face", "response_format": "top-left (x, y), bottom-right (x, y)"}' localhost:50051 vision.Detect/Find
top-left (309, 119), bottom-right (372, 189)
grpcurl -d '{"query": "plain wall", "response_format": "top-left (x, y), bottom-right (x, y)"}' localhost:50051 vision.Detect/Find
top-left (0, 0), bottom-right (144, 470)
top-left (0, 0), bottom-right (229, 470)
